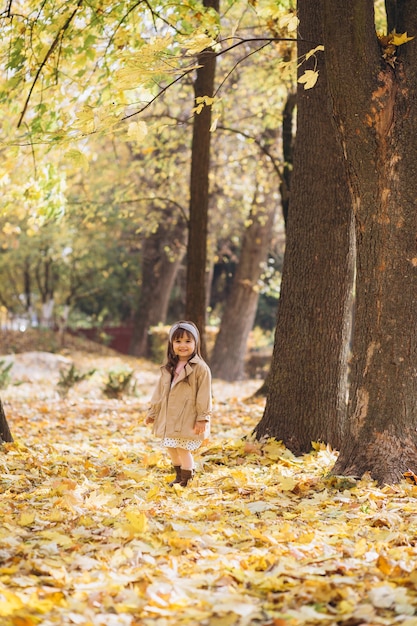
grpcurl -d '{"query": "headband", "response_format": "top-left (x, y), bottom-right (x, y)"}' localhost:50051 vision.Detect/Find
top-left (169, 322), bottom-right (199, 343)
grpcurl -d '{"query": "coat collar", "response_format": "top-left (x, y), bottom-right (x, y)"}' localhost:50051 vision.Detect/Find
top-left (183, 355), bottom-right (200, 376)
top-left (160, 354), bottom-right (202, 378)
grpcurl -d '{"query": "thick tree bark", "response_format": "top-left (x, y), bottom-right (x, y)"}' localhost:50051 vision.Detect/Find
top-left (185, 0), bottom-right (219, 357)
top-left (130, 210), bottom-right (186, 357)
top-left (210, 176), bottom-right (276, 381)
top-left (0, 399), bottom-right (13, 443)
top-left (323, 0), bottom-right (417, 484)
top-left (254, 0), bottom-right (354, 452)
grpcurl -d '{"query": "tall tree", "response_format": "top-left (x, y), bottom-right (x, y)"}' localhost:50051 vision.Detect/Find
top-left (254, 0), bottom-right (354, 452)
top-left (323, 0), bottom-right (417, 483)
top-left (185, 0), bottom-right (219, 355)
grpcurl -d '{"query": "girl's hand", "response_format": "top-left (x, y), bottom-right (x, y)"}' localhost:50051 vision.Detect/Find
top-left (145, 416), bottom-right (155, 425)
top-left (194, 421), bottom-right (207, 435)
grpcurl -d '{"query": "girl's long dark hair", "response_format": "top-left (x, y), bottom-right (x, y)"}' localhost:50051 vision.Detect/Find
top-left (165, 321), bottom-right (201, 376)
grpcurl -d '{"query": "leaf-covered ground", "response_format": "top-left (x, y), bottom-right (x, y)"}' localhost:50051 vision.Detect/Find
top-left (1, 346), bottom-right (417, 626)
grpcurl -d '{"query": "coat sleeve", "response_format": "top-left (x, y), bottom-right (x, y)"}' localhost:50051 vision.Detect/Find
top-left (195, 364), bottom-right (212, 422)
top-left (146, 373), bottom-right (165, 420)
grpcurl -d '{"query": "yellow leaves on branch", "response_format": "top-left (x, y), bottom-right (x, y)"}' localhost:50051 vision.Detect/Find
top-left (1, 222), bottom-right (21, 237)
top-left (127, 121), bottom-right (148, 144)
top-left (378, 29), bottom-right (414, 49)
top-left (305, 44), bottom-right (325, 62)
top-left (277, 12), bottom-right (299, 33)
top-left (114, 34), bottom-right (175, 91)
top-left (72, 105), bottom-right (96, 134)
top-left (192, 95), bottom-right (216, 115)
top-left (297, 45), bottom-right (324, 90)
top-left (379, 30), bottom-right (414, 64)
top-left (298, 69), bottom-right (319, 90)
top-left (181, 32), bottom-right (218, 55)
top-left (71, 103), bottom-right (125, 138)
top-left (64, 149), bottom-right (90, 172)
top-left (255, 1), bottom-right (298, 31)
top-left (296, 30), bottom-right (412, 90)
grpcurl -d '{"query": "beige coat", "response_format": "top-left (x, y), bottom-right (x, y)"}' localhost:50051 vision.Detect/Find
top-left (147, 355), bottom-right (212, 440)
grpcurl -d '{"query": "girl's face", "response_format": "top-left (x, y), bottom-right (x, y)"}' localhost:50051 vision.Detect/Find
top-left (172, 332), bottom-right (196, 361)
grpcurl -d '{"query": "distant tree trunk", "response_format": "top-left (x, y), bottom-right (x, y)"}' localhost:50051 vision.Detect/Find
top-left (130, 209), bottom-right (187, 357)
top-left (324, 1), bottom-right (417, 484)
top-left (58, 303), bottom-right (71, 348)
top-left (0, 399), bottom-right (13, 443)
top-left (185, 0), bottom-right (219, 357)
top-left (210, 174), bottom-right (277, 381)
top-left (40, 298), bottom-right (55, 328)
top-left (36, 256), bottom-right (56, 328)
top-left (254, 0), bottom-right (354, 452)
top-left (22, 257), bottom-right (32, 317)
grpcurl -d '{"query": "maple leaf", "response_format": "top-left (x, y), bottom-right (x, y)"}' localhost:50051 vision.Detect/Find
top-left (84, 490), bottom-right (115, 508)
top-left (126, 121), bottom-right (148, 144)
top-left (298, 69), bottom-right (319, 90)
top-left (392, 31), bottom-right (414, 46)
top-left (183, 33), bottom-right (217, 55)
top-left (64, 149), bottom-right (90, 172)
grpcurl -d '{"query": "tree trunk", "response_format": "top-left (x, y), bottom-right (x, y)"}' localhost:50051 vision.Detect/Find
top-left (130, 210), bottom-right (186, 357)
top-left (185, 0), bottom-right (219, 357)
top-left (23, 257), bottom-right (32, 315)
top-left (210, 177), bottom-right (277, 381)
top-left (40, 298), bottom-right (55, 328)
top-left (0, 399), bottom-right (13, 443)
top-left (36, 256), bottom-right (56, 328)
top-left (385, 0), bottom-right (397, 33)
top-left (323, 0), bottom-right (417, 484)
top-left (254, 0), bottom-right (354, 452)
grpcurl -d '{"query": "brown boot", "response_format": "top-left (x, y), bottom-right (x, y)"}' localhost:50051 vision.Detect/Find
top-left (179, 468), bottom-right (194, 487)
top-left (169, 465), bottom-right (182, 487)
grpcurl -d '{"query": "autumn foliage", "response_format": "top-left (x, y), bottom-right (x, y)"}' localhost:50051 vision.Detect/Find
top-left (1, 342), bottom-right (417, 625)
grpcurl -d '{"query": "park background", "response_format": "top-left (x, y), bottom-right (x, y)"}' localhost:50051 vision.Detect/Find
top-left (2, 0), bottom-right (417, 623)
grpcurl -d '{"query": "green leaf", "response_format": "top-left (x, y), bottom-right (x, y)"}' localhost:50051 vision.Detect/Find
top-left (64, 149), bottom-right (90, 171)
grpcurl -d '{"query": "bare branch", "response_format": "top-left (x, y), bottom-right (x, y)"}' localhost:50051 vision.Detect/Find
top-left (103, 0), bottom-right (146, 56)
top-left (69, 195), bottom-right (189, 224)
top-left (120, 66), bottom-right (197, 123)
top-left (17, 0), bottom-right (84, 128)
top-left (214, 40), bottom-right (272, 97)
top-left (216, 36), bottom-right (298, 57)
top-left (217, 124), bottom-right (283, 182)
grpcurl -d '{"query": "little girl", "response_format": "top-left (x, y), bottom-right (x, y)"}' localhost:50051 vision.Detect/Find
top-left (145, 320), bottom-right (212, 487)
